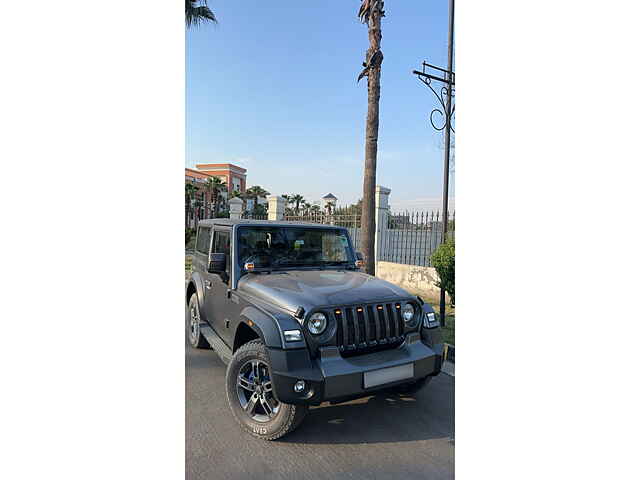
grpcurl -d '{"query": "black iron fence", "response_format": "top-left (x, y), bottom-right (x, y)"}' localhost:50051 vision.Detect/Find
top-left (380, 210), bottom-right (455, 267)
top-left (241, 212), bottom-right (268, 220)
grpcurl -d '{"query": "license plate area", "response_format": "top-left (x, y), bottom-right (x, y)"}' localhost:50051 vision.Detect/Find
top-left (363, 363), bottom-right (414, 388)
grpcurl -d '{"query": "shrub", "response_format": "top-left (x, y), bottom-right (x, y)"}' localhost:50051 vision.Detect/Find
top-left (431, 240), bottom-right (455, 306)
top-left (185, 227), bottom-right (196, 247)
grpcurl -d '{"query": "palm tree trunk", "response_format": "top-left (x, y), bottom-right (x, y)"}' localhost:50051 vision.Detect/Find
top-left (360, 3), bottom-right (383, 276)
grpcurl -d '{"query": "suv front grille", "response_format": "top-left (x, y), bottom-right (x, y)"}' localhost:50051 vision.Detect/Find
top-left (332, 302), bottom-right (406, 357)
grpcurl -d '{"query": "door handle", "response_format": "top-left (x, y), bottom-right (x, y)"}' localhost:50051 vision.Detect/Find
top-left (204, 280), bottom-right (212, 289)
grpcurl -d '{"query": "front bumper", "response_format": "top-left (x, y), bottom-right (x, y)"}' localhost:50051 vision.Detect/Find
top-left (269, 332), bottom-right (443, 405)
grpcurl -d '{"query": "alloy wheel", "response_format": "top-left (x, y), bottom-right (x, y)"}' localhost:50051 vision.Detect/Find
top-left (236, 359), bottom-right (280, 422)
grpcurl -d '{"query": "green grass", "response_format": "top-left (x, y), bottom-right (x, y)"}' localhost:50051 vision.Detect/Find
top-left (440, 312), bottom-right (455, 345)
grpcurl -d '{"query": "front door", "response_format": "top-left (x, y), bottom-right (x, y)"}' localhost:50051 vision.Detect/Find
top-left (205, 227), bottom-right (235, 347)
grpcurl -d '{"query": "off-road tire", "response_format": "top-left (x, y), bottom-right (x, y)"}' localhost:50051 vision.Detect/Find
top-left (186, 293), bottom-right (210, 349)
top-left (226, 340), bottom-right (308, 440)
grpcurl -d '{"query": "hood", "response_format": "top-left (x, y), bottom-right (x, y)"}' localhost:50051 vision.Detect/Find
top-left (237, 269), bottom-right (412, 314)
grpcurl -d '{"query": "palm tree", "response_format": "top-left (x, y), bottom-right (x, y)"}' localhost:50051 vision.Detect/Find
top-left (357, 0), bottom-right (385, 275)
top-left (309, 204), bottom-right (322, 216)
top-left (185, 183), bottom-right (198, 228)
top-left (185, 0), bottom-right (217, 28)
top-left (205, 176), bottom-right (227, 218)
top-left (245, 186), bottom-right (271, 213)
top-left (290, 194), bottom-right (305, 215)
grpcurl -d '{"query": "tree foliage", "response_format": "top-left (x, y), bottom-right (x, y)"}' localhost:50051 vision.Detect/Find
top-left (431, 240), bottom-right (455, 306)
top-left (185, 0), bottom-right (217, 28)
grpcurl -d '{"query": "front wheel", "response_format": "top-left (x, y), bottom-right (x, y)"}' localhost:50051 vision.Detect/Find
top-left (226, 340), bottom-right (308, 440)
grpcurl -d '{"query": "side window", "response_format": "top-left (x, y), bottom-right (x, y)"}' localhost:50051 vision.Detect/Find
top-left (213, 230), bottom-right (231, 272)
top-left (195, 227), bottom-right (212, 255)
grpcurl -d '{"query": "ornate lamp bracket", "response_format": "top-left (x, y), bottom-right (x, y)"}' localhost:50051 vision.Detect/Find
top-left (413, 62), bottom-right (455, 133)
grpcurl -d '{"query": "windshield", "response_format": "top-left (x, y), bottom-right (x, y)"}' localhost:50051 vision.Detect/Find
top-left (237, 226), bottom-right (354, 269)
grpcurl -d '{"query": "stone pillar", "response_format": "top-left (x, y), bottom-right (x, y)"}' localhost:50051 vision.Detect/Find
top-left (268, 195), bottom-right (285, 221)
top-left (374, 186), bottom-right (391, 262)
top-left (229, 197), bottom-right (243, 220)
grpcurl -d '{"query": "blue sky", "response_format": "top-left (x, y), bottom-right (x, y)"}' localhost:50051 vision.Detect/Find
top-left (186, 0), bottom-right (454, 212)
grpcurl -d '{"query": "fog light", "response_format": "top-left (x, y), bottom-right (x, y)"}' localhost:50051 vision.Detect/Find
top-left (294, 380), bottom-right (305, 393)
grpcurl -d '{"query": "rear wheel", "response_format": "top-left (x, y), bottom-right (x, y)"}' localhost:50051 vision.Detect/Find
top-left (186, 293), bottom-right (209, 349)
top-left (226, 340), bottom-right (307, 440)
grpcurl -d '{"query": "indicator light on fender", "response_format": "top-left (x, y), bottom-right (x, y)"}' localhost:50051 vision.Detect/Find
top-left (284, 330), bottom-right (303, 342)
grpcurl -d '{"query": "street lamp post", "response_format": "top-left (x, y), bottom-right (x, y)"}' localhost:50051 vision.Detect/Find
top-left (412, 0), bottom-right (454, 326)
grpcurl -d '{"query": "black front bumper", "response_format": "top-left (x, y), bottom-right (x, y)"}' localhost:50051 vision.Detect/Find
top-left (268, 332), bottom-right (443, 405)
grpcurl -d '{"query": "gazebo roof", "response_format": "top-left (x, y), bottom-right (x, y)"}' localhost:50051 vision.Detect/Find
top-left (322, 193), bottom-right (337, 200)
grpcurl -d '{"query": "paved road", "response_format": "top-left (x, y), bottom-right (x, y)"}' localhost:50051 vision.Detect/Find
top-left (186, 340), bottom-right (455, 480)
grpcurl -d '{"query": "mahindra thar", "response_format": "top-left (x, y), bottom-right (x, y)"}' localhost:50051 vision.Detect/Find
top-left (186, 219), bottom-right (443, 440)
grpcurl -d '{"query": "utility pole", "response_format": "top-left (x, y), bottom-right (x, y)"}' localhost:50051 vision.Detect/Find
top-left (413, 0), bottom-right (455, 326)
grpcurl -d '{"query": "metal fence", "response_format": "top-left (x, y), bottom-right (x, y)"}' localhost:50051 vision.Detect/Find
top-left (380, 211), bottom-right (455, 267)
top-left (284, 209), bottom-right (454, 267)
top-left (241, 212), bottom-right (268, 220)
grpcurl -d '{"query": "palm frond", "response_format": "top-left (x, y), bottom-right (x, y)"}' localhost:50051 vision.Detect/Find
top-left (186, 0), bottom-right (217, 28)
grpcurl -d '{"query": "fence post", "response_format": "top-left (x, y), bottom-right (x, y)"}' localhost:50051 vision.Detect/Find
top-left (374, 186), bottom-right (391, 264)
top-left (229, 197), bottom-right (243, 220)
top-left (267, 195), bottom-right (285, 221)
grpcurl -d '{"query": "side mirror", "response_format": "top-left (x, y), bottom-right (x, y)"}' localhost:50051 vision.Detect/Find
top-left (355, 251), bottom-right (364, 268)
top-left (208, 252), bottom-right (226, 273)
top-left (355, 252), bottom-right (364, 261)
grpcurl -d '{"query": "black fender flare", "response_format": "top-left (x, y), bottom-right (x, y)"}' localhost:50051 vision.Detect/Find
top-left (185, 272), bottom-right (208, 323)
top-left (238, 305), bottom-right (284, 349)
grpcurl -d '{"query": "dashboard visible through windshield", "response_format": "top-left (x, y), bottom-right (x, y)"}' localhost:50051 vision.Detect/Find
top-left (237, 226), bottom-right (354, 269)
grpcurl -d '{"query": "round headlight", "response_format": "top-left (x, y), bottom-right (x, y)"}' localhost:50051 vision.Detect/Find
top-left (308, 312), bottom-right (327, 335)
top-left (402, 303), bottom-right (415, 323)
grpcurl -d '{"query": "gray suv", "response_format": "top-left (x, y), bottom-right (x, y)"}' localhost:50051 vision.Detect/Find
top-left (186, 219), bottom-right (443, 440)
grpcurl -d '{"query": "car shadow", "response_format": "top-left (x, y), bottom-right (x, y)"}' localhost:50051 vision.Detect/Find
top-left (280, 375), bottom-right (454, 445)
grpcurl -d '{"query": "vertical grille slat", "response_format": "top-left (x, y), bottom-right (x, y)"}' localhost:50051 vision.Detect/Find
top-left (386, 304), bottom-right (396, 338)
top-left (368, 305), bottom-right (380, 342)
top-left (339, 310), bottom-right (348, 350)
top-left (396, 304), bottom-right (405, 337)
top-left (378, 305), bottom-right (390, 342)
top-left (333, 302), bottom-right (409, 357)
top-left (359, 307), bottom-right (371, 344)
top-left (350, 307), bottom-right (360, 346)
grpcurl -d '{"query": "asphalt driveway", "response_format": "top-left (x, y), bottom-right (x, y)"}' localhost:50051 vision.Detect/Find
top-left (186, 340), bottom-right (455, 480)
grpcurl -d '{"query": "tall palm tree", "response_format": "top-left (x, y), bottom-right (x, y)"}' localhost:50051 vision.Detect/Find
top-left (245, 185), bottom-right (270, 212)
top-left (205, 176), bottom-right (227, 218)
top-left (290, 194), bottom-right (305, 215)
top-left (185, 183), bottom-right (198, 228)
top-left (357, 0), bottom-right (385, 275)
top-left (185, 0), bottom-right (217, 28)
